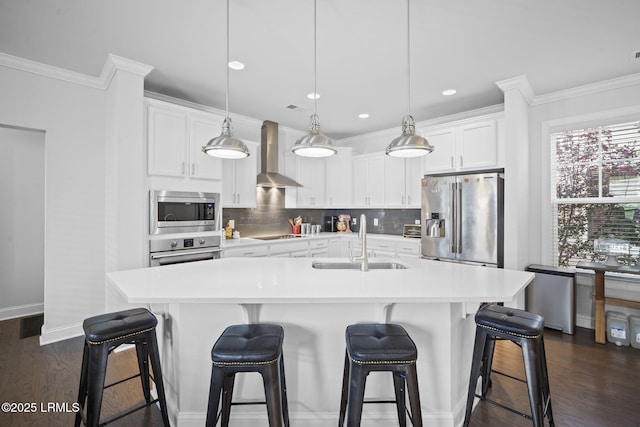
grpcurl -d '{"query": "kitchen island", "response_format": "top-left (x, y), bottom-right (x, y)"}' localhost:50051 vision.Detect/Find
top-left (106, 257), bottom-right (533, 427)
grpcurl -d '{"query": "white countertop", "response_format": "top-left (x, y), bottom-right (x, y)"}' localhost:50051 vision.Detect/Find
top-left (221, 232), bottom-right (415, 248)
top-left (106, 257), bottom-right (533, 304)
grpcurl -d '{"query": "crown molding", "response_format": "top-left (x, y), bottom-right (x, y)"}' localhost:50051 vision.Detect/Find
top-left (495, 75), bottom-right (535, 105)
top-left (0, 51), bottom-right (153, 91)
top-left (100, 54), bottom-right (153, 88)
top-left (533, 72), bottom-right (640, 106)
top-left (0, 51), bottom-right (104, 89)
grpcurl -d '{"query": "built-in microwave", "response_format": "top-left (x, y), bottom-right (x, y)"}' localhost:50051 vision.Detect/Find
top-left (150, 190), bottom-right (220, 235)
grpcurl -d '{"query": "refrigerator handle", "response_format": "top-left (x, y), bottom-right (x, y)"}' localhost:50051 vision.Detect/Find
top-left (455, 182), bottom-right (462, 253)
top-left (450, 182), bottom-right (462, 254)
top-left (450, 182), bottom-right (457, 253)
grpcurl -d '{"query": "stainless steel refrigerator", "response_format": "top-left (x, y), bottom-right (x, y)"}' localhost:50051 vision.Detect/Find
top-left (421, 171), bottom-right (504, 267)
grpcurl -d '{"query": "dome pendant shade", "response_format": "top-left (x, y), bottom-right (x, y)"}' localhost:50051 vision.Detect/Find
top-left (386, 115), bottom-right (434, 158)
top-left (202, 117), bottom-right (250, 159)
top-left (292, 114), bottom-right (337, 158)
top-left (201, 0), bottom-right (249, 160)
top-left (386, 0), bottom-right (433, 158)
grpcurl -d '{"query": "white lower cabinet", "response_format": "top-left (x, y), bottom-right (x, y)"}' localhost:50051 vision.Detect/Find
top-left (396, 239), bottom-right (421, 259)
top-left (224, 235), bottom-right (418, 259)
top-left (268, 241), bottom-right (310, 257)
top-left (223, 246), bottom-right (268, 257)
top-left (309, 239), bottom-right (330, 257)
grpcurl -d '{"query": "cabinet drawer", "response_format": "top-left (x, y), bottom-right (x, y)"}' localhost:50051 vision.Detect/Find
top-left (269, 241), bottom-right (309, 256)
top-left (309, 240), bottom-right (329, 249)
top-left (223, 246), bottom-right (268, 257)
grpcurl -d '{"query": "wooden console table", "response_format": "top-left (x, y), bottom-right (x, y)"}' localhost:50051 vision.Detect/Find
top-left (576, 262), bottom-right (640, 344)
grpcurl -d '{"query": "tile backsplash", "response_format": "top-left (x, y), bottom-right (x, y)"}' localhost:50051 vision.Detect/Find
top-left (223, 187), bottom-right (420, 238)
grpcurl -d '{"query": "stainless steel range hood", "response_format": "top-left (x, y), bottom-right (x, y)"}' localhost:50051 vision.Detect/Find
top-left (256, 120), bottom-right (302, 188)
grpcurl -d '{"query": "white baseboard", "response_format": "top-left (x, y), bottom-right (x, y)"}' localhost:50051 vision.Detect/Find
top-left (39, 322), bottom-right (83, 345)
top-left (576, 314), bottom-right (594, 330)
top-left (0, 302), bottom-right (43, 321)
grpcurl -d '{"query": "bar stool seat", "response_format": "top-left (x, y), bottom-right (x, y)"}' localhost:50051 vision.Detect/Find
top-left (75, 307), bottom-right (170, 427)
top-left (339, 323), bottom-right (423, 427)
top-left (463, 304), bottom-right (555, 427)
top-left (206, 324), bottom-right (289, 427)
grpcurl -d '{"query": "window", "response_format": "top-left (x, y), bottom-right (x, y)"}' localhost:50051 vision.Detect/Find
top-left (552, 121), bottom-right (640, 266)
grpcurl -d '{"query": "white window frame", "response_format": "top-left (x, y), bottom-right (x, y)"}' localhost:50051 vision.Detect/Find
top-left (541, 106), bottom-right (640, 266)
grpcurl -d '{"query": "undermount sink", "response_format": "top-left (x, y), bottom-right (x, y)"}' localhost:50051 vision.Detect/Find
top-left (311, 261), bottom-right (408, 270)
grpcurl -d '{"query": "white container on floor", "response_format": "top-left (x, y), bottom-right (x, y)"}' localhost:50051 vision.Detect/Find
top-left (606, 311), bottom-right (630, 346)
top-left (629, 315), bottom-right (640, 350)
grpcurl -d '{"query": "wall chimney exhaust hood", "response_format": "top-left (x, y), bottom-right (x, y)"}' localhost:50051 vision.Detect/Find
top-left (256, 120), bottom-right (302, 188)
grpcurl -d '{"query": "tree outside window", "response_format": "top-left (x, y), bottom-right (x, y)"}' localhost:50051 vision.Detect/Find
top-left (553, 121), bottom-right (640, 267)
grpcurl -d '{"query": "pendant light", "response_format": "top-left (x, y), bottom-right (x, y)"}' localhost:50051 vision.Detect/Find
top-left (386, 0), bottom-right (434, 158)
top-left (292, 0), bottom-right (336, 158)
top-left (202, 0), bottom-right (249, 160)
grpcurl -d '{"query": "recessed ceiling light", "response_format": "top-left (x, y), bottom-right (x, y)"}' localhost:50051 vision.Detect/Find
top-left (358, 113), bottom-right (370, 119)
top-left (228, 61), bottom-right (245, 70)
top-left (442, 89), bottom-right (457, 96)
top-left (307, 92), bottom-right (320, 100)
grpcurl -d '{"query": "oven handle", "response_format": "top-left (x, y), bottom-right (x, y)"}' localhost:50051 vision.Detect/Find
top-left (150, 247), bottom-right (222, 260)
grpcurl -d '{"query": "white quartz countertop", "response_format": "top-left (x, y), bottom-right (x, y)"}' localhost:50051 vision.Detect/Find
top-left (106, 257), bottom-right (533, 305)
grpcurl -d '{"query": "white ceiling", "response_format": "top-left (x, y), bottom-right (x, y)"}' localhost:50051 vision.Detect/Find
top-left (1, 0), bottom-right (639, 139)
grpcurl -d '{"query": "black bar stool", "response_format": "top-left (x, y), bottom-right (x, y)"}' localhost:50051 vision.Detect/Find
top-left (75, 307), bottom-right (170, 427)
top-left (339, 323), bottom-right (423, 427)
top-left (463, 304), bottom-right (554, 427)
top-left (205, 324), bottom-right (289, 427)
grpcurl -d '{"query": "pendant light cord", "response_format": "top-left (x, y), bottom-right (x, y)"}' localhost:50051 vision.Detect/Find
top-left (406, 0), bottom-right (411, 116)
top-left (313, 0), bottom-right (318, 116)
top-left (225, 0), bottom-right (230, 117)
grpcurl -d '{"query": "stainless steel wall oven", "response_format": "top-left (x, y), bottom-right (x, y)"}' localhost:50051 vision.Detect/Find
top-left (149, 235), bottom-right (222, 266)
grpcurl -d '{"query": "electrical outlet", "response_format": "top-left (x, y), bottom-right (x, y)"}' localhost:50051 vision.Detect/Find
top-left (352, 217), bottom-right (357, 225)
top-left (415, 219), bottom-right (420, 225)
top-left (373, 218), bottom-right (379, 226)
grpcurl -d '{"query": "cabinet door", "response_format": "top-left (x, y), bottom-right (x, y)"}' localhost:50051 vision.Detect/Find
top-left (297, 157), bottom-right (326, 207)
top-left (423, 128), bottom-right (456, 173)
top-left (190, 117), bottom-right (223, 180)
top-left (148, 106), bottom-right (187, 177)
top-left (222, 142), bottom-right (257, 207)
top-left (352, 157), bottom-right (369, 207)
top-left (233, 142), bottom-right (258, 207)
top-left (384, 156), bottom-right (406, 207)
top-left (405, 157), bottom-right (424, 208)
top-left (367, 155), bottom-right (386, 207)
top-left (221, 158), bottom-right (237, 206)
top-left (326, 147), bottom-right (352, 208)
top-left (458, 120), bottom-right (497, 171)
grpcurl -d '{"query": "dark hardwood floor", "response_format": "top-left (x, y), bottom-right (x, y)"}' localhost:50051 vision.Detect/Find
top-left (1, 316), bottom-right (639, 426)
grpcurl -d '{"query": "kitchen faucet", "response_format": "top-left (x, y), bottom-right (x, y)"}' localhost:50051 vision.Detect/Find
top-left (351, 214), bottom-right (368, 271)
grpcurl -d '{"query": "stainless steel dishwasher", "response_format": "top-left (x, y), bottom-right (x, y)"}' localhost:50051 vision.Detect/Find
top-left (525, 264), bottom-right (576, 334)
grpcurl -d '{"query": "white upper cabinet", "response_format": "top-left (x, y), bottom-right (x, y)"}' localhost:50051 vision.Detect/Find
top-left (457, 120), bottom-right (497, 171)
top-left (352, 153), bottom-right (385, 207)
top-left (296, 156), bottom-right (326, 208)
top-left (189, 116), bottom-right (225, 180)
top-left (147, 104), bottom-right (188, 177)
top-left (221, 141), bottom-right (258, 208)
top-left (384, 156), bottom-right (406, 207)
top-left (405, 156), bottom-right (424, 208)
top-left (383, 156), bottom-right (423, 208)
top-left (422, 127), bottom-right (456, 173)
top-left (422, 117), bottom-right (500, 174)
top-left (325, 147), bottom-right (352, 208)
top-left (147, 99), bottom-right (223, 180)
